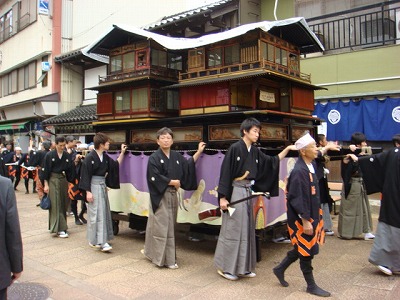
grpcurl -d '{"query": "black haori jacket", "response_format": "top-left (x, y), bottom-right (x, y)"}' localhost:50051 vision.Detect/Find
top-left (286, 157), bottom-right (325, 257)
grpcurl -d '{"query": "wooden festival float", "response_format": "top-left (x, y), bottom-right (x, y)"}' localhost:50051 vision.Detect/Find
top-left (82, 17), bottom-right (325, 237)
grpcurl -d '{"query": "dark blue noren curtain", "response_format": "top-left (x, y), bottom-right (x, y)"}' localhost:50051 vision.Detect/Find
top-left (363, 98), bottom-right (400, 140)
top-left (313, 98), bottom-right (400, 141)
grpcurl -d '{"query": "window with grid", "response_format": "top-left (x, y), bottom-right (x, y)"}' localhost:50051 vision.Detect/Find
top-left (132, 87), bottom-right (148, 111)
top-left (275, 48), bottom-right (288, 66)
top-left (167, 90), bottom-right (179, 111)
top-left (5, 10), bottom-right (13, 37)
top-left (151, 49), bottom-right (167, 68)
top-left (136, 50), bottom-right (149, 69)
top-left (0, 0), bottom-right (36, 45)
top-left (168, 53), bottom-right (182, 70)
top-left (260, 42), bottom-right (275, 62)
top-left (122, 52), bottom-right (135, 71)
top-left (188, 48), bottom-right (204, 69)
top-left (150, 89), bottom-right (166, 112)
top-left (289, 53), bottom-right (299, 71)
top-left (110, 55), bottom-right (122, 73)
top-left (224, 44), bottom-right (240, 65)
top-left (208, 48), bottom-right (222, 68)
top-left (281, 49), bottom-right (287, 66)
top-left (115, 90), bottom-right (131, 113)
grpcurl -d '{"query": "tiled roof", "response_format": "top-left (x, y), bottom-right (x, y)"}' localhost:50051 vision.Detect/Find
top-left (142, 0), bottom-right (234, 30)
top-left (55, 48), bottom-right (108, 65)
top-left (42, 104), bottom-right (97, 125)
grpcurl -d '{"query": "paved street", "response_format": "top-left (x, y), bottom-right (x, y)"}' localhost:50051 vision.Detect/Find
top-left (8, 185), bottom-right (399, 300)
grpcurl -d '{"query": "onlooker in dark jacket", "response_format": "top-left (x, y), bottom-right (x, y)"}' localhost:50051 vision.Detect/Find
top-left (0, 175), bottom-right (23, 300)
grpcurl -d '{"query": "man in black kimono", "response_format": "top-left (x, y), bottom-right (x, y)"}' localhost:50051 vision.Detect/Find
top-left (143, 127), bottom-right (205, 268)
top-left (0, 155), bottom-right (6, 177)
top-left (12, 147), bottom-right (23, 190)
top-left (17, 149), bottom-right (37, 194)
top-left (350, 134), bottom-right (400, 276)
top-left (2, 143), bottom-right (16, 182)
top-left (65, 136), bottom-right (86, 225)
top-left (28, 140), bottom-right (51, 202)
top-left (316, 134), bottom-right (340, 235)
top-left (339, 132), bottom-right (374, 240)
top-left (214, 118), bottom-right (296, 281)
top-left (42, 136), bottom-right (76, 238)
top-left (273, 133), bottom-right (329, 297)
top-left (79, 133), bottom-right (127, 252)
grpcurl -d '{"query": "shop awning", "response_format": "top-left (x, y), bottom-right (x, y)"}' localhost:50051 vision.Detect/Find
top-left (0, 121), bottom-right (28, 131)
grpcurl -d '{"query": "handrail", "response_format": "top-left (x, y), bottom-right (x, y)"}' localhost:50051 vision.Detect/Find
top-left (307, 0), bottom-right (400, 22)
top-left (306, 1), bottom-right (400, 52)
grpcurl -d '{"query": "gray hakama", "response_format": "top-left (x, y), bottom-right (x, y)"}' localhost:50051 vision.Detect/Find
top-left (144, 187), bottom-right (177, 267)
top-left (357, 147), bottom-right (400, 273)
top-left (321, 203), bottom-right (333, 231)
top-left (338, 178), bottom-right (373, 239)
top-left (369, 222), bottom-right (400, 272)
top-left (214, 181), bottom-right (256, 275)
top-left (48, 173), bottom-right (68, 233)
top-left (87, 176), bottom-right (114, 246)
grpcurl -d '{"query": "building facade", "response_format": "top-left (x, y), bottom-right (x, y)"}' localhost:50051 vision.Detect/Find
top-left (0, 0), bottom-right (219, 147)
top-left (264, 0), bottom-right (400, 143)
top-left (0, 0), bottom-right (60, 150)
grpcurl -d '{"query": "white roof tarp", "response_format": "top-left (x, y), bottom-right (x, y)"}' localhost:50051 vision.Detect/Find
top-left (82, 17), bottom-right (324, 60)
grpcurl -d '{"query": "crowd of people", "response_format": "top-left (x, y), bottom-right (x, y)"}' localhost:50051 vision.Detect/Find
top-left (1, 123), bottom-right (399, 298)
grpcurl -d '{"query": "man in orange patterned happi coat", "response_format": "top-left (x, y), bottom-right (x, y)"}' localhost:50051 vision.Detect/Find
top-left (18, 149), bottom-right (37, 194)
top-left (273, 133), bottom-right (329, 298)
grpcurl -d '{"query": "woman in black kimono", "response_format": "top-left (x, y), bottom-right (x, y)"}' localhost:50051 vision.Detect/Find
top-left (273, 133), bottom-right (329, 297)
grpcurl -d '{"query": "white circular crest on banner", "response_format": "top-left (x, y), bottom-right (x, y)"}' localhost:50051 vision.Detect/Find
top-left (328, 109), bottom-right (341, 124)
top-left (392, 106), bottom-right (400, 123)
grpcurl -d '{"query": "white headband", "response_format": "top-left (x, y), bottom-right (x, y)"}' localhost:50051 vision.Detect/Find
top-left (295, 133), bottom-right (315, 150)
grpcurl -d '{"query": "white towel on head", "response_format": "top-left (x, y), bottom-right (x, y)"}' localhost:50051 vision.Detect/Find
top-left (295, 133), bottom-right (315, 150)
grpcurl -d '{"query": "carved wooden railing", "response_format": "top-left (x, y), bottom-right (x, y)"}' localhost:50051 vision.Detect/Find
top-left (99, 67), bottom-right (179, 84)
top-left (179, 59), bottom-right (311, 83)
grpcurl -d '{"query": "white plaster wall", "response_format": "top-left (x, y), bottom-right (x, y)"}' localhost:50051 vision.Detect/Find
top-left (71, 0), bottom-right (221, 49)
top-left (0, 5), bottom-right (52, 71)
top-left (84, 66), bottom-right (106, 101)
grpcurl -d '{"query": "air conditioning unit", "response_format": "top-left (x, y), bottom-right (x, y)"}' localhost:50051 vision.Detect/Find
top-left (361, 17), bottom-right (396, 47)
